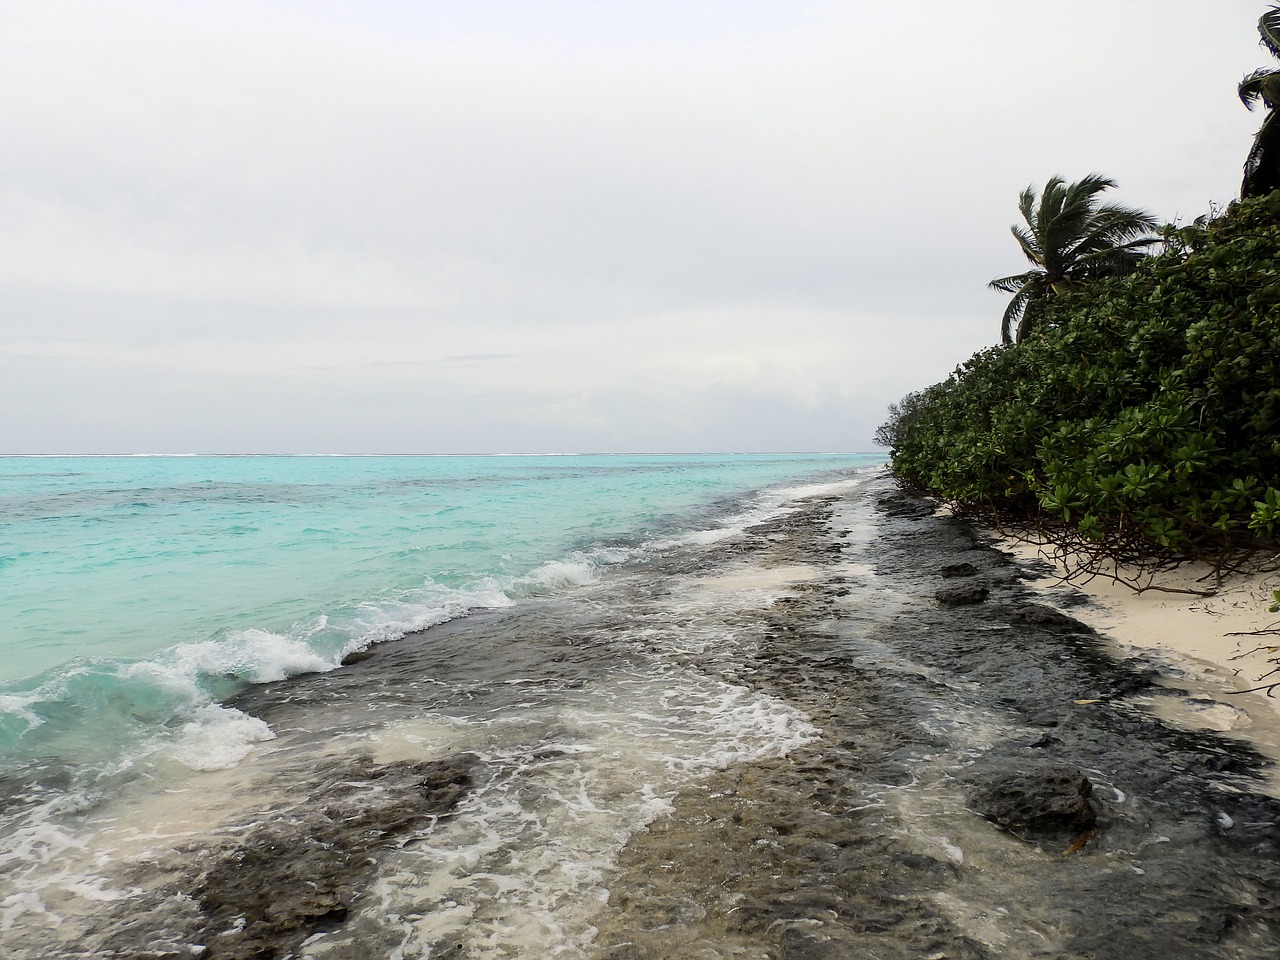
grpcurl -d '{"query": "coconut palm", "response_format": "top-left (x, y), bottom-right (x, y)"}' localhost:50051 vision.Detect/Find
top-left (989, 175), bottom-right (1158, 345)
top-left (1240, 5), bottom-right (1280, 199)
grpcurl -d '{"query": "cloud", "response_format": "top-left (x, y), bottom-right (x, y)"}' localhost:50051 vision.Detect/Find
top-left (0, 0), bottom-right (1267, 452)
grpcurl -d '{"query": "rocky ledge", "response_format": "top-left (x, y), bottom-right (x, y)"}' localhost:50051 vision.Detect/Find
top-left (588, 486), bottom-right (1280, 960)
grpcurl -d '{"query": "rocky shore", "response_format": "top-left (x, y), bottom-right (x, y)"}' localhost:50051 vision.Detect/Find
top-left (589, 486), bottom-right (1280, 959)
top-left (9, 480), bottom-right (1280, 959)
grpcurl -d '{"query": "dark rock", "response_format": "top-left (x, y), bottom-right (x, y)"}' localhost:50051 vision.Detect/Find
top-left (1107, 671), bottom-right (1159, 697)
top-left (967, 763), bottom-right (1096, 840)
top-left (939, 562), bottom-right (979, 579)
top-left (1009, 604), bottom-right (1093, 633)
top-left (935, 584), bottom-right (989, 607)
top-left (339, 647), bottom-right (378, 665)
top-left (1024, 708), bottom-right (1063, 727)
top-left (1050, 589), bottom-right (1091, 609)
top-left (418, 752), bottom-right (479, 809)
top-left (1028, 733), bottom-right (1063, 749)
top-left (876, 493), bottom-right (935, 519)
top-left (181, 752), bottom-right (479, 960)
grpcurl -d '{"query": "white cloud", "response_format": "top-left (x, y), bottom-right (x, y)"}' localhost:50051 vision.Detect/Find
top-left (0, 0), bottom-right (1269, 451)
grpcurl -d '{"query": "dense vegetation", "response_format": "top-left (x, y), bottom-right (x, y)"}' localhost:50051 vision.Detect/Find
top-left (882, 192), bottom-right (1280, 580)
top-left (880, 7), bottom-right (1280, 585)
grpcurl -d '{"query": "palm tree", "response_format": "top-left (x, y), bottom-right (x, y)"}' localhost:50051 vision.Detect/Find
top-left (1240, 4), bottom-right (1280, 199)
top-left (989, 175), bottom-right (1158, 345)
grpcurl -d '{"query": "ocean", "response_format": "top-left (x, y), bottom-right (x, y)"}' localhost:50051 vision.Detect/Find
top-left (5, 453), bottom-right (1278, 960)
top-left (0, 452), bottom-right (882, 954)
top-left (0, 453), bottom-right (879, 771)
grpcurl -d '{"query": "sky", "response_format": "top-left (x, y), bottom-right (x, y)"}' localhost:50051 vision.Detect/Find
top-left (0, 1), bottom-right (1270, 454)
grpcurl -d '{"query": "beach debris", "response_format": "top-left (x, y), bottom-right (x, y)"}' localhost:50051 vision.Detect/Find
top-left (1062, 828), bottom-right (1096, 857)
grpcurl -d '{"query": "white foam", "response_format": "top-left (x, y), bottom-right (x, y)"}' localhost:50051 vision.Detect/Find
top-left (647, 471), bottom-right (876, 556)
top-left (0, 891), bottom-right (58, 933)
top-left (0, 797), bottom-right (89, 876)
top-left (518, 557), bottom-right (604, 590)
top-left (0, 693), bottom-right (43, 732)
top-left (512, 546), bottom-right (641, 595)
top-left (164, 705), bottom-right (277, 772)
top-left (139, 629), bottom-right (339, 689)
top-left (319, 666), bottom-right (819, 958)
top-left (338, 579), bottom-right (514, 657)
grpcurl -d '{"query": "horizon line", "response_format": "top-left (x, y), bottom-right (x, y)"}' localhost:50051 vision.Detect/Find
top-left (0, 450), bottom-right (882, 458)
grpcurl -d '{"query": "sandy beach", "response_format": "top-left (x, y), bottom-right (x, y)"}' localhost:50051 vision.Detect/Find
top-left (996, 535), bottom-right (1280, 787)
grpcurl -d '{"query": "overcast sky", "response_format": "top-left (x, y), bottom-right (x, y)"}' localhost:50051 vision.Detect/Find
top-left (0, 1), bottom-right (1269, 453)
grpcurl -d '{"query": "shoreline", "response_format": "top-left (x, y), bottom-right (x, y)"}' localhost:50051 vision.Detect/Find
top-left (990, 532), bottom-right (1280, 784)
top-left (592, 482), bottom-right (1280, 958)
top-left (5, 476), bottom-right (1280, 958)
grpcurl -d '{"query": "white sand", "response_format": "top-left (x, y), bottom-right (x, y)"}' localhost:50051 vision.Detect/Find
top-left (995, 535), bottom-right (1280, 789)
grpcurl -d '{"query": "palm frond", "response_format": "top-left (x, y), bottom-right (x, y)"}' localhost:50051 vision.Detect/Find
top-left (1243, 107), bottom-right (1280, 198)
top-left (1016, 184), bottom-right (1040, 232)
top-left (1240, 67), bottom-right (1280, 109)
top-left (1072, 247), bottom-right (1151, 282)
top-left (1014, 294), bottom-right (1044, 345)
top-left (1260, 5), bottom-right (1280, 61)
top-left (988, 271), bottom-right (1039, 294)
top-left (1262, 72), bottom-right (1280, 111)
top-left (1000, 287), bottom-right (1033, 346)
top-left (1064, 206), bottom-right (1158, 261)
top-left (1059, 175), bottom-right (1120, 218)
top-left (1036, 175), bottom-right (1120, 278)
top-left (1010, 225), bottom-right (1040, 264)
top-left (991, 174), bottom-right (1153, 343)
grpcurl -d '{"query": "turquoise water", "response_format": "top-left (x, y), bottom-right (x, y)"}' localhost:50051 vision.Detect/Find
top-left (0, 454), bottom-right (881, 776)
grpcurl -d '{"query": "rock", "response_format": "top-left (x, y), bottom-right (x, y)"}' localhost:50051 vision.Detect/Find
top-left (178, 753), bottom-right (479, 960)
top-left (1027, 733), bottom-right (1063, 749)
top-left (418, 752), bottom-right (480, 810)
top-left (1009, 604), bottom-right (1093, 633)
top-left (935, 584), bottom-right (989, 607)
top-left (967, 763), bottom-right (1096, 840)
top-left (939, 562), bottom-right (979, 578)
top-left (876, 493), bottom-right (935, 519)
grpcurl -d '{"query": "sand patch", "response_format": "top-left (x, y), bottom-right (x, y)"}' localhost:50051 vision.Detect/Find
top-left (684, 563), bottom-right (821, 602)
top-left (993, 534), bottom-right (1280, 788)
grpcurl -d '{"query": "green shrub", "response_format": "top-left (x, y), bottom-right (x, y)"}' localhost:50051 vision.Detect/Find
top-left (885, 193), bottom-right (1280, 571)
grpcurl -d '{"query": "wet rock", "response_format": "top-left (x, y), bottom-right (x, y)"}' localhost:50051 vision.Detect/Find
top-left (967, 763), bottom-right (1096, 840)
top-left (939, 562), bottom-right (979, 578)
top-left (1028, 733), bottom-right (1063, 749)
top-left (875, 492), bottom-right (936, 519)
top-left (418, 752), bottom-right (480, 808)
top-left (935, 584), bottom-right (989, 607)
top-left (626, 896), bottom-right (707, 930)
top-left (178, 752), bottom-right (479, 960)
top-left (1108, 670), bottom-right (1159, 697)
top-left (1009, 603), bottom-right (1094, 633)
